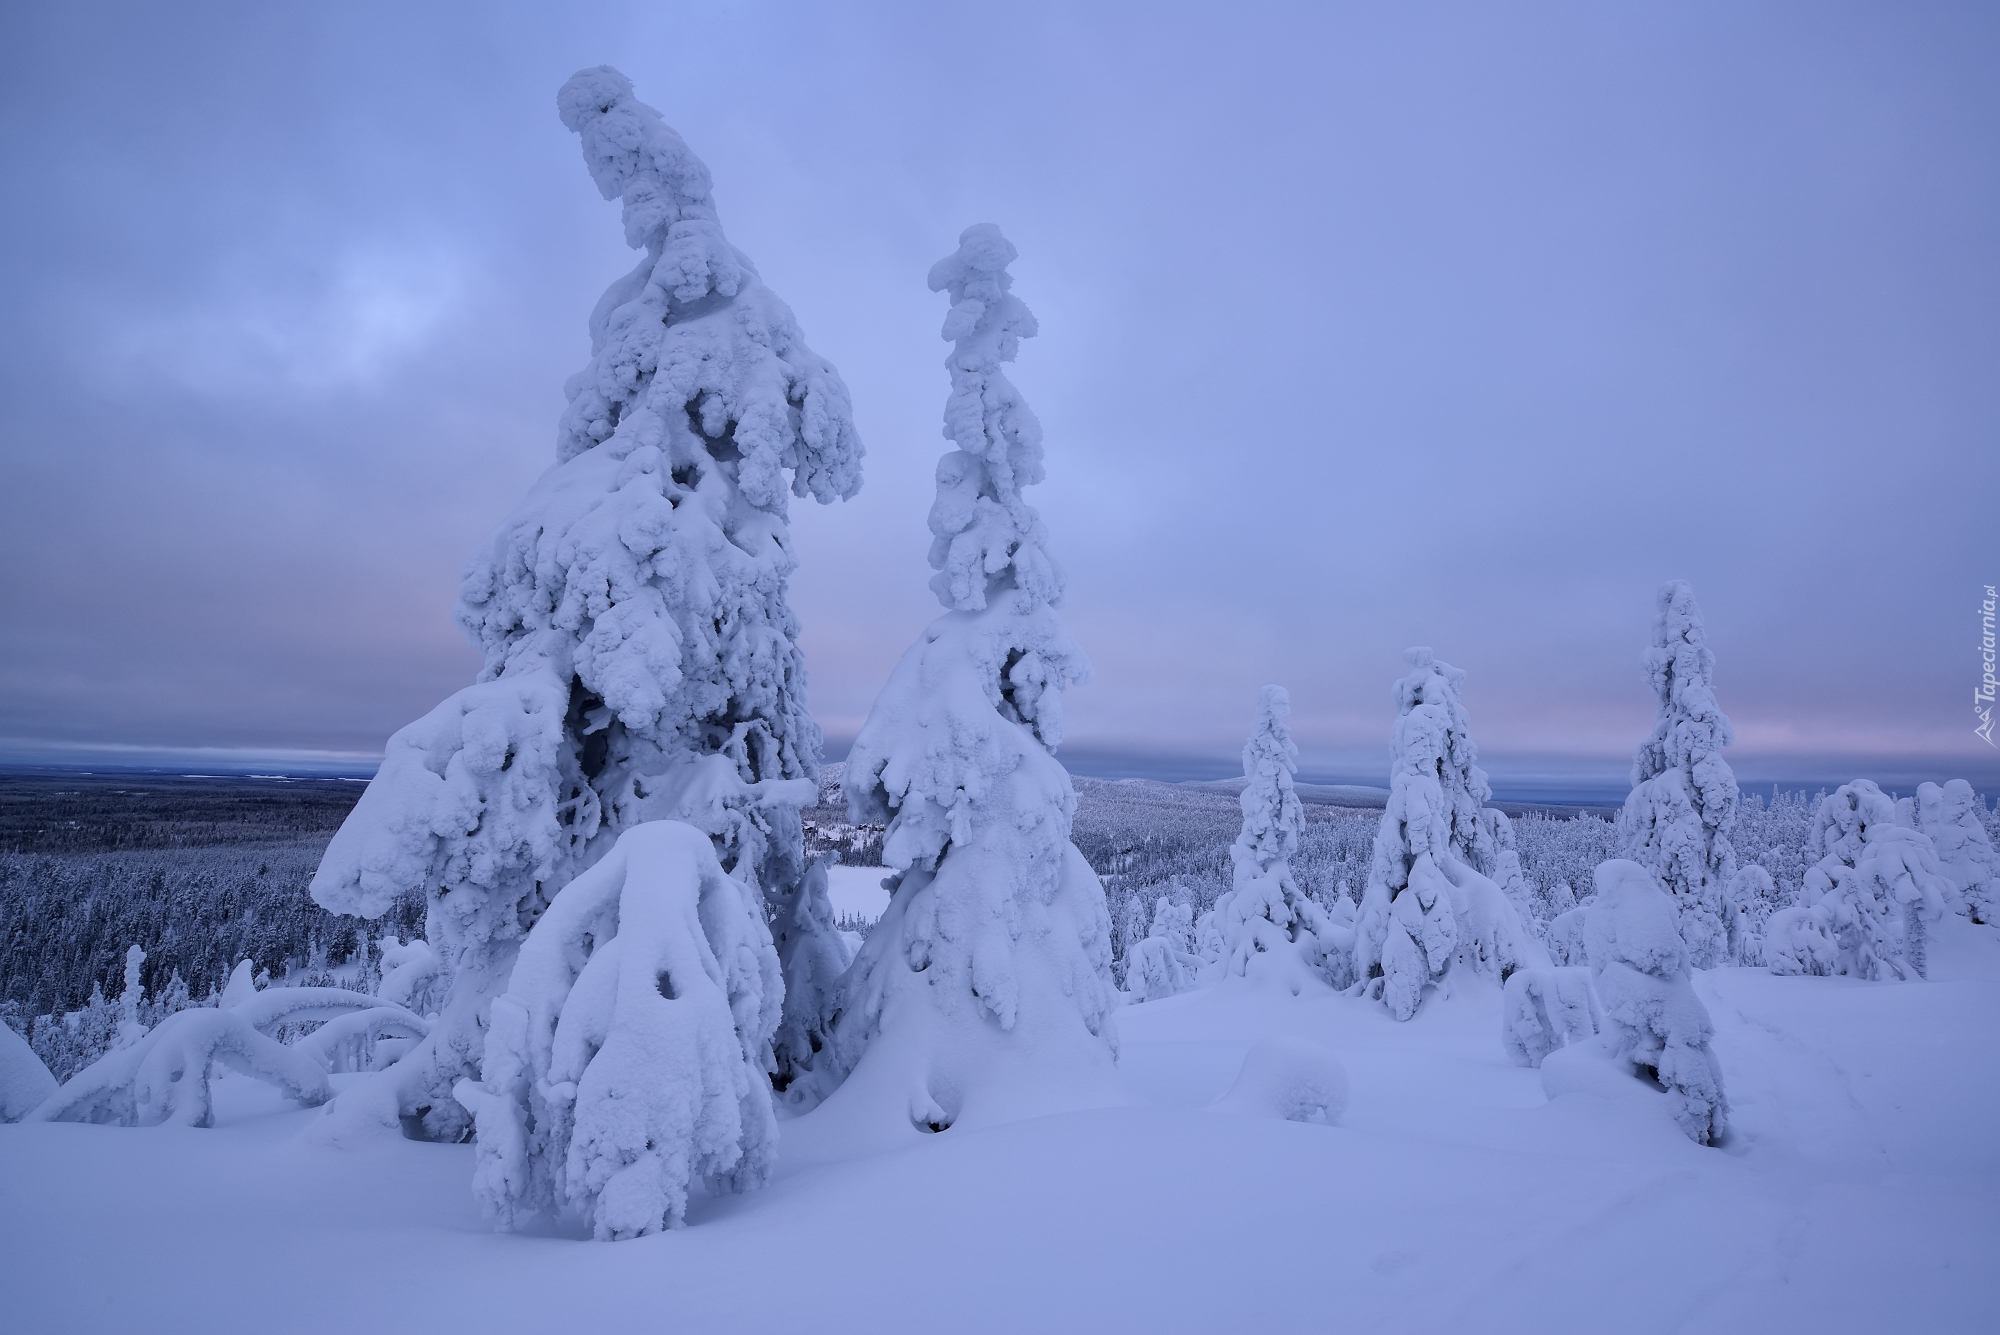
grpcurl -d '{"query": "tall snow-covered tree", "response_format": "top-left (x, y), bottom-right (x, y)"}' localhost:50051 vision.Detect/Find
top-left (310, 67), bottom-right (861, 1141)
top-left (828, 224), bottom-right (1118, 1131)
top-left (1355, 649), bottom-right (1541, 1019)
top-left (1619, 581), bottom-right (1738, 968)
top-left (1210, 686), bottom-right (1350, 992)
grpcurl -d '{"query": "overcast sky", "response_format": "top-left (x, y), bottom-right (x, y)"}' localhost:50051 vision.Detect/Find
top-left (1, 2), bottom-right (1994, 790)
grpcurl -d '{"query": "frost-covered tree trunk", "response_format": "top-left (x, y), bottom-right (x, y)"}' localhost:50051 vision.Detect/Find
top-left (1915, 779), bottom-right (1999, 924)
top-left (1618, 582), bottom-right (1738, 968)
top-left (1355, 650), bottom-right (1541, 1019)
top-left (1211, 687), bottom-right (1352, 992)
top-left (1583, 860), bottom-right (1729, 1145)
top-left (828, 225), bottom-right (1118, 1132)
top-left (309, 67), bottom-right (861, 1141)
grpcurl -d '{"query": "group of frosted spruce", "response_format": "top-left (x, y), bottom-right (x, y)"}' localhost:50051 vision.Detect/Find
top-left (8, 68), bottom-right (1997, 1225)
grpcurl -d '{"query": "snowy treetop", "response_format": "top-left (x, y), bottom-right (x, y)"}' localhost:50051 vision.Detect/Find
top-left (1633, 579), bottom-right (1735, 787)
top-left (549, 66), bottom-right (861, 509)
top-left (1234, 685), bottom-right (1303, 876)
top-left (925, 223), bottom-right (1061, 613)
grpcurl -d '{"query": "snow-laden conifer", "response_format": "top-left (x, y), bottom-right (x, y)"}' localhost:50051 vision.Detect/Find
top-left (459, 822), bottom-right (780, 1238)
top-left (1210, 687), bottom-right (1351, 992)
top-left (310, 67), bottom-right (860, 1139)
top-left (116, 944), bottom-right (146, 1049)
top-left (1582, 859), bottom-right (1729, 1144)
top-left (1355, 650), bottom-right (1541, 1019)
top-left (1124, 895), bottom-right (1200, 1003)
top-left (1769, 780), bottom-right (1951, 980)
top-left (1618, 582), bottom-right (1738, 967)
top-left (828, 225), bottom-right (1117, 1130)
top-left (1915, 779), bottom-right (1998, 924)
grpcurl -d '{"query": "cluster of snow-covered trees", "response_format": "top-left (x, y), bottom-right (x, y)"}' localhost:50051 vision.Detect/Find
top-left (13, 68), bottom-right (1998, 1203)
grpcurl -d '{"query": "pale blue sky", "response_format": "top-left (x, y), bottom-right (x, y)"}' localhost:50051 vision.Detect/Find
top-left (1, 2), bottom-right (1994, 790)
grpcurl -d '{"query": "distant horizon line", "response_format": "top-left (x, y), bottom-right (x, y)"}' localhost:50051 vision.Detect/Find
top-left (5, 738), bottom-right (1998, 805)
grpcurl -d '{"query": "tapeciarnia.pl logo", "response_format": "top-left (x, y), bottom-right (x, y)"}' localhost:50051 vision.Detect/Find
top-left (1979, 584), bottom-right (1997, 746)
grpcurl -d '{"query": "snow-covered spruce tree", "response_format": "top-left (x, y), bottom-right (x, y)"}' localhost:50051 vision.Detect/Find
top-left (1769, 780), bottom-right (1950, 980)
top-left (828, 225), bottom-right (1118, 1131)
top-left (1916, 779), bottom-right (1999, 924)
top-left (1124, 895), bottom-right (1199, 1003)
top-left (1210, 686), bottom-right (1351, 992)
top-left (1618, 581), bottom-right (1738, 968)
top-left (1355, 649), bottom-right (1541, 1020)
top-left (460, 822), bottom-right (779, 1238)
top-left (1583, 859), bottom-right (1729, 1145)
top-left (310, 67), bottom-right (861, 1140)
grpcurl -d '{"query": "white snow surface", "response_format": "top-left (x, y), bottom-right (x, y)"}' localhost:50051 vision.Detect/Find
top-left (822, 864), bottom-right (892, 924)
top-left (6, 915), bottom-right (1997, 1332)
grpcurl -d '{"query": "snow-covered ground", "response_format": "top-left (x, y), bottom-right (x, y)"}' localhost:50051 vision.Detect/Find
top-left (4, 918), bottom-right (1994, 1333)
top-left (823, 863), bottom-right (891, 923)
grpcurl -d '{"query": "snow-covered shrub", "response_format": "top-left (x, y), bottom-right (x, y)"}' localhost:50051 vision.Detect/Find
top-left (1500, 967), bottom-right (1600, 1068)
top-left (1, 1022), bottom-right (57, 1122)
top-left (1210, 687), bottom-right (1353, 993)
top-left (1915, 779), bottom-right (1998, 924)
top-left (1771, 780), bottom-right (1950, 981)
top-left (1618, 581), bottom-right (1738, 968)
top-left (377, 936), bottom-right (446, 1018)
top-left (309, 67), bottom-right (860, 1140)
top-left (1723, 865), bottom-right (1776, 966)
top-left (1545, 907), bottom-right (1591, 967)
top-left (25, 1009), bottom-right (334, 1129)
top-left (459, 822), bottom-right (779, 1239)
top-left (1214, 1036), bottom-right (1348, 1125)
top-left (1583, 860), bottom-right (1728, 1145)
top-left (829, 225), bottom-right (1117, 1128)
top-left (1355, 649), bottom-right (1542, 1019)
top-left (1124, 896), bottom-right (1200, 1003)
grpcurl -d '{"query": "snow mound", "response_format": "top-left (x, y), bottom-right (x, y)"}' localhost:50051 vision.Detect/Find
top-left (0, 1023), bottom-right (57, 1122)
top-left (1213, 1036), bottom-right (1348, 1125)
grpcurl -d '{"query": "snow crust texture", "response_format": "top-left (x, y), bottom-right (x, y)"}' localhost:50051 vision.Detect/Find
top-left (1618, 581), bottom-right (1738, 968)
top-left (309, 67), bottom-right (859, 1140)
top-left (0, 1023), bottom-right (57, 1121)
top-left (459, 821), bottom-right (781, 1239)
top-left (829, 226), bottom-right (1117, 1132)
